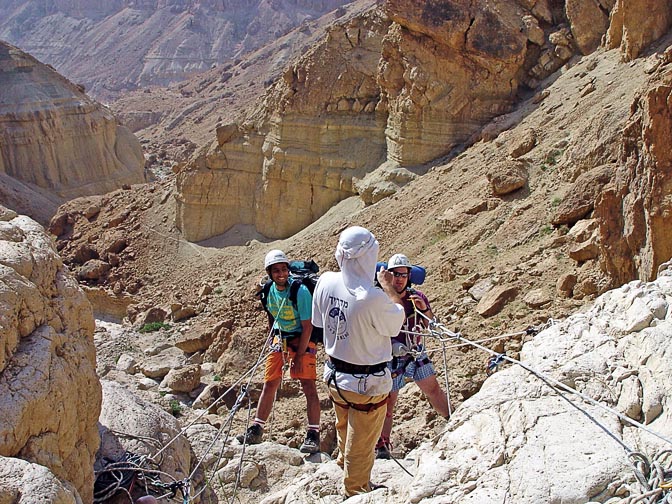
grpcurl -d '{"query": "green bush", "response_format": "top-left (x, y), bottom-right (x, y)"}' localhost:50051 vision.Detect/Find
top-left (139, 321), bottom-right (171, 333)
top-left (169, 399), bottom-right (182, 416)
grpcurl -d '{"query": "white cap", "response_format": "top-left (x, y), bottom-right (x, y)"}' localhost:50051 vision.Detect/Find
top-left (264, 249), bottom-right (289, 269)
top-left (387, 253), bottom-right (412, 270)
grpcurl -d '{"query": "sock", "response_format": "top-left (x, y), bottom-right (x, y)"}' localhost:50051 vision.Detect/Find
top-left (253, 418), bottom-right (266, 429)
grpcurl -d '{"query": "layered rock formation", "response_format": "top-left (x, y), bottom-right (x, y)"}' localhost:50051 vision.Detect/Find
top-left (176, 6), bottom-right (390, 240)
top-left (175, 0), bottom-right (635, 242)
top-left (0, 205), bottom-right (102, 502)
top-left (0, 41), bottom-right (144, 223)
top-left (605, 0), bottom-right (672, 61)
top-left (595, 53), bottom-right (672, 285)
top-left (0, 0), bottom-right (353, 100)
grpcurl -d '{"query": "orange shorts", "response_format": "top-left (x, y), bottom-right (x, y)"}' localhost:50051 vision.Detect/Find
top-left (264, 338), bottom-right (317, 382)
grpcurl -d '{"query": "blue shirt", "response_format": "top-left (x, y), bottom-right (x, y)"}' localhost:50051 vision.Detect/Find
top-left (266, 279), bottom-right (312, 333)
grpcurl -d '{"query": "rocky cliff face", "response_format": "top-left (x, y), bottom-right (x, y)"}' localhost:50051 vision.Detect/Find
top-left (596, 54), bottom-right (672, 285)
top-left (0, 41), bottom-right (144, 223)
top-left (176, 6), bottom-right (390, 240)
top-left (175, 0), bottom-right (620, 241)
top-left (0, 205), bottom-right (102, 502)
top-left (0, 0), bottom-right (352, 100)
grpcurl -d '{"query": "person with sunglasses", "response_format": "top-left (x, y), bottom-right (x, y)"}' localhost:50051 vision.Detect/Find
top-left (375, 253), bottom-right (450, 459)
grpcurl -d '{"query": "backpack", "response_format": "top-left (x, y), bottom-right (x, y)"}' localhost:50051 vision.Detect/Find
top-left (258, 259), bottom-right (323, 344)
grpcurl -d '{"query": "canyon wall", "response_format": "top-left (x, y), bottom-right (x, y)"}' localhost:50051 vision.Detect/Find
top-left (0, 41), bottom-right (144, 223)
top-left (596, 55), bottom-right (672, 284)
top-left (176, 0), bottom-right (616, 241)
top-left (0, 205), bottom-right (101, 502)
top-left (0, 0), bottom-right (353, 99)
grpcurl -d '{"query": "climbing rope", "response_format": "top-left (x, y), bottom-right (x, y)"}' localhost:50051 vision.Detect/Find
top-left (626, 451), bottom-right (672, 504)
top-left (406, 315), bottom-right (672, 503)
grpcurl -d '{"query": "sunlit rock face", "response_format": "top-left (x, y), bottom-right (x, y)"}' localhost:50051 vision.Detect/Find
top-left (0, 41), bottom-right (144, 222)
top-left (0, 206), bottom-right (102, 503)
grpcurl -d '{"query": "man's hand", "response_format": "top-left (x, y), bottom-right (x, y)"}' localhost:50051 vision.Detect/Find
top-left (292, 353), bottom-right (305, 373)
top-left (377, 267), bottom-right (402, 304)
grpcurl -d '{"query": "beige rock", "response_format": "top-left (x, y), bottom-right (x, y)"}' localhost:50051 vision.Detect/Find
top-left (551, 165), bottom-right (614, 226)
top-left (523, 288), bottom-right (552, 308)
top-left (594, 68), bottom-right (672, 284)
top-left (565, 0), bottom-right (609, 55)
top-left (175, 326), bottom-right (217, 354)
top-left (468, 278), bottom-right (494, 301)
top-left (569, 239), bottom-right (600, 263)
top-left (0, 457), bottom-right (79, 503)
top-left (487, 160), bottom-right (529, 196)
top-left (160, 365), bottom-right (202, 393)
top-left (137, 306), bottom-right (169, 326)
top-left (507, 128), bottom-right (537, 158)
top-left (0, 208), bottom-right (101, 503)
top-left (98, 380), bottom-right (191, 486)
top-left (556, 273), bottom-right (578, 297)
top-left (76, 259), bottom-right (111, 280)
top-left (476, 285), bottom-right (519, 317)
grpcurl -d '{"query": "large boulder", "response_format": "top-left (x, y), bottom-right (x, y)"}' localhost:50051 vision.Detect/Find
top-left (0, 206), bottom-right (101, 502)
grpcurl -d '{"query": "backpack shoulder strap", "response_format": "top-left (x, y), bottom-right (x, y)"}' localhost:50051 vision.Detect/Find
top-left (288, 279), bottom-right (301, 310)
top-left (260, 280), bottom-right (273, 313)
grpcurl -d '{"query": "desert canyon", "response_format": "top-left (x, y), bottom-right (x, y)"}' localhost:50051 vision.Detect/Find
top-left (1, 0), bottom-right (672, 503)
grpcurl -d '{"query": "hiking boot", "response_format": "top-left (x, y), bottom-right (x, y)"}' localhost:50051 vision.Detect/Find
top-left (299, 429), bottom-right (320, 454)
top-left (236, 423), bottom-right (263, 445)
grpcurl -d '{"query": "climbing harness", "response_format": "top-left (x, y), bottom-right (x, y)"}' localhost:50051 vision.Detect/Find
top-left (326, 360), bottom-right (389, 413)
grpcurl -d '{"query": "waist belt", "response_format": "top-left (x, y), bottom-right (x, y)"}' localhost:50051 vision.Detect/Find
top-left (277, 330), bottom-right (302, 339)
top-left (328, 357), bottom-right (387, 375)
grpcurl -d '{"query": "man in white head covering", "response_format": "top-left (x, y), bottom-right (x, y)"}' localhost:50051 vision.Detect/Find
top-left (312, 226), bottom-right (405, 497)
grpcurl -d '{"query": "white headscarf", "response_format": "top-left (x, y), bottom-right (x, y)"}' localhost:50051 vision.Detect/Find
top-left (335, 226), bottom-right (379, 295)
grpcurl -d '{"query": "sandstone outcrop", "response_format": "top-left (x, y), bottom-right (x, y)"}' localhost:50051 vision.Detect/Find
top-left (0, 205), bottom-right (101, 502)
top-left (176, 0), bottom-right (602, 242)
top-left (0, 41), bottom-right (144, 223)
top-left (595, 64), bottom-right (672, 285)
top-left (97, 380), bottom-right (193, 494)
top-left (605, 0), bottom-right (672, 61)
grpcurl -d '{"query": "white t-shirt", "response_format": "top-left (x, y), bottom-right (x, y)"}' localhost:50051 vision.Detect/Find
top-left (312, 271), bottom-right (405, 395)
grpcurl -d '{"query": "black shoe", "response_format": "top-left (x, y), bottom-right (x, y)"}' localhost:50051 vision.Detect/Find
top-left (299, 429), bottom-right (320, 454)
top-left (236, 423), bottom-right (263, 445)
top-left (375, 443), bottom-right (391, 459)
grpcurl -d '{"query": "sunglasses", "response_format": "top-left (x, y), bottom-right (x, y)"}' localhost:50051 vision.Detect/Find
top-left (392, 271), bottom-right (409, 278)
